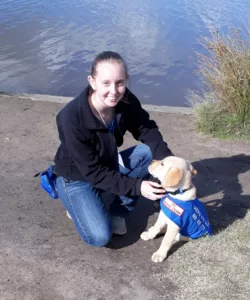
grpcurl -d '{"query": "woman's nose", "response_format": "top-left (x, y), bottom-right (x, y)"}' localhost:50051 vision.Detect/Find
top-left (110, 84), bottom-right (117, 94)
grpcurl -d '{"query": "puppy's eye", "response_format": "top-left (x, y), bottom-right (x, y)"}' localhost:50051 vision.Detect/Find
top-left (161, 161), bottom-right (164, 166)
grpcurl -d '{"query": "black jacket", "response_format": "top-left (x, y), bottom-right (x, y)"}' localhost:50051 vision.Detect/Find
top-left (54, 87), bottom-right (172, 197)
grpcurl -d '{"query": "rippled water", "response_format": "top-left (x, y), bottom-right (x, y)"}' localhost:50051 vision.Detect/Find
top-left (0, 0), bottom-right (250, 106)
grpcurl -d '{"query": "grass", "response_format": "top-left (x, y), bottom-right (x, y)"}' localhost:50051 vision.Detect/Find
top-left (188, 28), bottom-right (250, 139)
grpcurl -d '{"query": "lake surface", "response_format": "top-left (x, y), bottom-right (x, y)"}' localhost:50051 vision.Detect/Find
top-left (1, 0), bottom-right (250, 106)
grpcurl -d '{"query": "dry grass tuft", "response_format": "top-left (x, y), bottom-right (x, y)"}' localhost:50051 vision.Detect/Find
top-left (189, 29), bottom-right (250, 139)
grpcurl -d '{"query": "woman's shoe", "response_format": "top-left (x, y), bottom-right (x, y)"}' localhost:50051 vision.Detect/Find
top-left (66, 211), bottom-right (72, 220)
top-left (111, 216), bottom-right (127, 235)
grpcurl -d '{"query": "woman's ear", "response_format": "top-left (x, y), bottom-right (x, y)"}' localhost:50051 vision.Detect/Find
top-left (88, 75), bottom-right (96, 91)
top-left (162, 167), bottom-right (183, 188)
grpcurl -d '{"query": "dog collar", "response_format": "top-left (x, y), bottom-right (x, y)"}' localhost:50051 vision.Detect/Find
top-left (165, 188), bottom-right (191, 195)
top-left (153, 178), bottom-right (192, 195)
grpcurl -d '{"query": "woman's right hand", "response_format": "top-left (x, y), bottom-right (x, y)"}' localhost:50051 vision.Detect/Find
top-left (140, 181), bottom-right (166, 200)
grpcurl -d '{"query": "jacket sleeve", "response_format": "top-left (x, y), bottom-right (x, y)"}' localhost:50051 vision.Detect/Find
top-left (61, 122), bottom-right (143, 197)
top-left (126, 92), bottom-right (173, 159)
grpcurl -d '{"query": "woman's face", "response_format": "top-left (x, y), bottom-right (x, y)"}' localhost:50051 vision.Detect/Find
top-left (89, 61), bottom-right (127, 108)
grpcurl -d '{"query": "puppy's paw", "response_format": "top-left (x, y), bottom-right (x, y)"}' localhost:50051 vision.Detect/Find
top-left (151, 251), bottom-right (167, 263)
top-left (140, 231), bottom-right (151, 241)
top-left (140, 226), bottom-right (159, 241)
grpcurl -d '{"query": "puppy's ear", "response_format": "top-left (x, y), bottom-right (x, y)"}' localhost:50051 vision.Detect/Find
top-left (162, 167), bottom-right (183, 188)
top-left (191, 164), bottom-right (197, 176)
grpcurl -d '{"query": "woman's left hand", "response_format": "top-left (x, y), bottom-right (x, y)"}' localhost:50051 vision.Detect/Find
top-left (140, 181), bottom-right (166, 200)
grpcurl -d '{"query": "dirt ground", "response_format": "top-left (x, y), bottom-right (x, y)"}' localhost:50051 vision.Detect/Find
top-left (0, 93), bottom-right (250, 300)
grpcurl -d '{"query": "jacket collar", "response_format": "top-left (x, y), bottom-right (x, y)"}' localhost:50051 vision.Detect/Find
top-left (78, 86), bottom-right (130, 130)
top-left (78, 87), bottom-right (103, 129)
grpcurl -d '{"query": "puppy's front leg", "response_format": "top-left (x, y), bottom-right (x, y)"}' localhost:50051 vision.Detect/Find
top-left (151, 220), bottom-right (180, 263)
top-left (140, 211), bottom-right (167, 241)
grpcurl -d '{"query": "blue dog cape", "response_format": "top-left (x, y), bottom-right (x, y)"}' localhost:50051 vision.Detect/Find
top-left (160, 194), bottom-right (212, 239)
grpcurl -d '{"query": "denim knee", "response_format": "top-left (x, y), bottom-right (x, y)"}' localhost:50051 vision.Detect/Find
top-left (91, 232), bottom-right (112, 248)
top-left (79, 226), bottom-right (112, 248)
top-left (136, 144), bottom-right (152, 178)
top-left (138, 144), bottom-right (153, 163)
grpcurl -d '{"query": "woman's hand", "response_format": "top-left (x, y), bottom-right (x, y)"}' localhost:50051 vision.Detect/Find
top-left (140, 181), bottom-right (166, 200)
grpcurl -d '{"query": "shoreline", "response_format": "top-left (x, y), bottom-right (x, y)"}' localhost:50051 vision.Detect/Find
top-left (1, 91), bottom-right (249, 300)
top-left (0, 91), bottom-right (193, 114)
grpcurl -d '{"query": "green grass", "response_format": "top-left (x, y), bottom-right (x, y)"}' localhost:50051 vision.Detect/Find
top-left (189, 28), bottom-right (250, 139)
top-left (194, 101), bottom-right (250, 139)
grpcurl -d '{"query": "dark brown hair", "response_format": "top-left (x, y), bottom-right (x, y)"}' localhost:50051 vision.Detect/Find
top-left (91, 51), bottom-right (129, 79)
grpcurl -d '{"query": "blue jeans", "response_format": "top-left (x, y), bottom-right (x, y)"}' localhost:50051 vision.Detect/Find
top-left (56, 144), bottom-right (152, 247)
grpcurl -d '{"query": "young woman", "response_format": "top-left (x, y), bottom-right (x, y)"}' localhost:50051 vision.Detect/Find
top-left (54, 51), bottom-right (173, 247)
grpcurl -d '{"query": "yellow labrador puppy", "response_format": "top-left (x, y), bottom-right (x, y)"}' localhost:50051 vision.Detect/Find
top-left (140, 156), bottom-right (212, 263)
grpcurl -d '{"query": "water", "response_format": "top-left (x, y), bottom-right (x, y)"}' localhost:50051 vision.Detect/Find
top-left (0, 0), bottom-right (249, 106)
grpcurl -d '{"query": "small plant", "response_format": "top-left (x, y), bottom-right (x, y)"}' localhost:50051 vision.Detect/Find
top-left (189, 28), bottom-right (250, 139)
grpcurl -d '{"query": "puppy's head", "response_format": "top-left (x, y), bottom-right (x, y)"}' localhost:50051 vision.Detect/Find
top-left (148, 156), bottom-right (197, 190)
